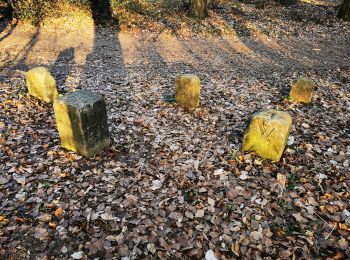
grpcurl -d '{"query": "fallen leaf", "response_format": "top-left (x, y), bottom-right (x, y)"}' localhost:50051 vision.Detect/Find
top-left (231, 241), bottom-right (240, 257)
top-left (240, 171), bottom-right (249, 180)
top-left (338, 238), bottom-right (348, 250)
top-left (13, 173), bottom-right (26, 185)
top-left (250, 227), bottom-right (263, 241)
top-left (292, 213), bottom-right (308, 223)
top-left (34, 227), bottom-right (49, 241)
top-left (100, 213), bottom-right (115, 221)
top-left (71, 251), bottom-right (84, 259)
top-left (150, 180), bottom-right (162, 190)
top-left (195, 209), bottom-right (205, 218)
top-left (205, 249), bottom-right (218, 260)
top-left (54, 208), bottom-right (64, 219)
top-left (147, 243), bottom-right (156, 254)
top-left (214, 169), bottom-right (224, 176)
top-left (61, 246), bottom-right (68, 253)
top-left (277, 173), bottom-right (286, 189)
top-left (48, 222), bottom-right (57, 228)
top-left (339, 223), bottom-right (350, 231)
top-left (185, 211), bottom-right (194, 219)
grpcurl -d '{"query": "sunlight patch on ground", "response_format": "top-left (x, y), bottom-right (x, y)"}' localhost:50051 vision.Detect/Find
top-left (221, 35), bottom-right (255, 56)
top-left (299, 0), bottom-right (340, 6)
top-left (244, 21), bottom-right (282, 52)
top-left (30, 15), bottom-right (95, 66)
top-left (0, 12), bottom-right (94, 69)
top-left (210, 15), bottom-right (255, 56)
top-left (156, 32), bottom-right (197, 65)
top-left (118, 31), bottom-right (144, 65)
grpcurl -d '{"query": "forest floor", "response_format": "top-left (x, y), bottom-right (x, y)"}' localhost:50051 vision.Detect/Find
top-left (0, 0), bottom-right (350, 259)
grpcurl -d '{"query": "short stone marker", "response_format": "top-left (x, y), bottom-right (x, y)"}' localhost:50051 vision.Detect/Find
top-left (289, 77), bottom-right (316, 104)
top-left (242, 109), bottom-right (292, 161)
top-left (26, 67), bottom-right (58, 103)
top-left (175, 74), bottom-right (200, 108)
top-left (53, 90), bottom-right (110, 157)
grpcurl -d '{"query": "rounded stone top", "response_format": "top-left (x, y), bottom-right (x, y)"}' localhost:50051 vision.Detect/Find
top-left (253, 109), bottom-right (292, 124)
top-left (176, 74), bottom-right (200, 81)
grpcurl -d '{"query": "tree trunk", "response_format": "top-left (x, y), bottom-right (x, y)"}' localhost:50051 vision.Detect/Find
top-left (338, 0), bottom-right (350, 21)
top-left (191, 0), bottom-right (208, 19)
top-left (1, 0), bottom-right (13, 20)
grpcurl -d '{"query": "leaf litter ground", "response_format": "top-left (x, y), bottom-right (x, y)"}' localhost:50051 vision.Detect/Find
top-left (0, 0), bottom-right (350, 259)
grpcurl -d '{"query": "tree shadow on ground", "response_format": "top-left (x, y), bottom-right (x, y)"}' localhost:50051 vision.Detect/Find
top-left (141, 39), bottom-right (198, 103)
top-left (0, 26), bottom-right (40, 74)
top-left (79, 0), bottom-right (126, 90)
top-left (76, 0), bottom-right (130, 161)
top-left (0, 20), bottom-right (17, 42)
top-left (50, 47), bottom-right (75, 92)
top-left (90, 0), bottom-right (114, 24)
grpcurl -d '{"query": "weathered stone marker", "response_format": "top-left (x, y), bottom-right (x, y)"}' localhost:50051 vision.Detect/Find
top-left (175, 74), bottom-right (200, 108)
top-left (53, 90), bottom-right (110, 157)
top-left (242, 109), bottom-right (292, 161)
top-left (26, 67), bottom-right (58, 103)
top-left (289, 77), bottom-right (315, 104)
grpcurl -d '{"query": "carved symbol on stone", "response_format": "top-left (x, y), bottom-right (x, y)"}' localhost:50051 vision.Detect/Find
top-left (259, 121), bottom-right (275, 139)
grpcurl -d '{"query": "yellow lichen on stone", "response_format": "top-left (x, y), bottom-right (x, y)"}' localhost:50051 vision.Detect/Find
top-left (289, 77), bottom-right (315, 104)
top-left (53, 100), bottom-right (78, 153)
top-left (175, 74), bottom-right (200, 108)
top-left (242, 110), bottom-right (292, 161)
top-left (26, 67), bottom-right (58, 103)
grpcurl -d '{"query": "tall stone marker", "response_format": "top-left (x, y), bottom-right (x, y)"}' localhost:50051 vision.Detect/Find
top-left (242, 110), bottom-right (292, 161)
top-left (54, 90), bottom-right (110, 157)
top-left (289, 77), bottom-right (315, 104)
top-left (26, 67), bottom-right (58, 103)
top-left (175, 74), bottom-right (200, 108)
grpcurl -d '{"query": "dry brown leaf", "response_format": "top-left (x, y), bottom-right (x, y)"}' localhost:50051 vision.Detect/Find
top-left (54, 208), bottom-right (64, 219)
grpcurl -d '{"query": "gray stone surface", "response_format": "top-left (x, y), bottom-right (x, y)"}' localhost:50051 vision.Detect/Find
top-left (54, 90), bottom-right (110, 157)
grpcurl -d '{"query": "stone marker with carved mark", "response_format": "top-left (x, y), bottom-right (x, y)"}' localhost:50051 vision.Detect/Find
top-left (289, 77), bottom-right (316, 104)
top-left (54, 90), bottom-right (110, 157)
top-left (175, 74), bottom-right (200, 108)
top-left (242, 110), bottom-right (292, 161)
top-left (26, 67), bottom-right (58, 103)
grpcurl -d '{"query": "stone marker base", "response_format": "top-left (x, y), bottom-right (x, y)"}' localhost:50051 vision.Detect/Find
top-left (54, 90), bottom-right (110, 157)
top-left (26, 67), bottom-right (58, 103)
top-left (242, 109), bottom-right (292, 161)
top-left (289, 77), bottom-right (315, 104)
top-left (175, 74), bottom-right (200, 108)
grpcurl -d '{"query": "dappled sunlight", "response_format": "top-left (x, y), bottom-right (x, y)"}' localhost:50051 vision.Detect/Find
top-left (244, 21), bottom-right (282, 52)
top-left (179, 37), bottom-right (229, 68)
top-left (0, 13), bottom-right (94, 69)
top-left (221, 34), bottom-right (255, 56)
top-left (0, 25), bottom-right (40, 71)
top-left (237, 20), bottom-right (326, 69)
top-left (1, 0), bottom-right (350, 258)
top-left (208, 15), bottom-right (256, 56)
top-left (156, 32), bottom-right (197, 65)
top-left (0, 21), bottom-right (17, 43)
top-left (118, 31), bottom-right (145, 65)
top-left (27, 16), bottom-right (95, 66)
top-left (299, 0), bottom-right (340, 6)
